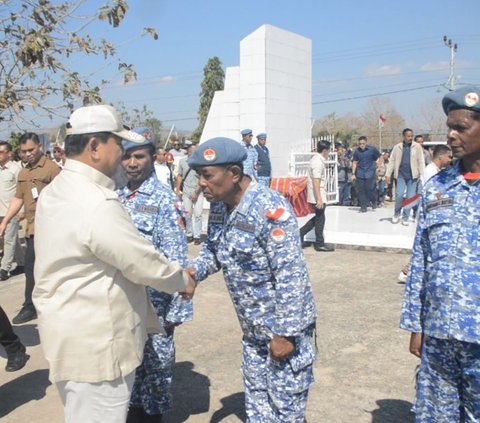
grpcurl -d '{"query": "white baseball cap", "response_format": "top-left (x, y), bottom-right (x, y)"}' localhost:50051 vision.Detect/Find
top-left (68, 105), bottom-right (145, 143)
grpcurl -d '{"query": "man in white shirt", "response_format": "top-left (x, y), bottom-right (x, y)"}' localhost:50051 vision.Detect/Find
top-left (299, 141), bottom-right (334, 252)
top-left (154, 146), bottom-right (173, 187)
top-left (0, 141), bottom-right (23, 281)
top-left (421, 144), bottom-right (452, 185)
top-left (32, 105), bottom-right (195, 423)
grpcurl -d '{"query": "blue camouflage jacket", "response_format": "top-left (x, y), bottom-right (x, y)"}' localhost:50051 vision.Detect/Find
top-left (400, 162), bottom-right (480, 344)
top-left (191, 183), bottom-right (316, 341)
top-left (243, 143), bottom-right (258, 181)
top-left (117, 172), bottom-right (192, 325)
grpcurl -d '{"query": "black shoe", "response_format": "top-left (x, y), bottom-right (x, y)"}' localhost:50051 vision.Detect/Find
top-left (0, 269), bottom-right (9, 281)
top-left (301, 241), bottom-right (312, 249)
top-left (194, 238), bottom-right (202, 245)
top-left (12, 307), bottom-right (37, 324)
top-left (127, 407), bottom-right (146, 423)
top-left (10, 266), bottom-right (25, 276)
top-left (314, 245), bottom-right (334, 252)
top-left (187, 236), bottom-right (194, 243)
top-left (127, 407), bottom-right (162, 423)
top-left (5, 350), bottom-right (30, 372)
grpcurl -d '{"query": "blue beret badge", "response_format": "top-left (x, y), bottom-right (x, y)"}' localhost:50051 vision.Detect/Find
top-left (203, 148), bottom-right (217, 162)
top-left (465, 92), bottom-right (479, 108)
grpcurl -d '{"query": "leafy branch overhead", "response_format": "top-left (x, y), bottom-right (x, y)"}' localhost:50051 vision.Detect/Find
top-left (0, 0), bottom-right (158, 126)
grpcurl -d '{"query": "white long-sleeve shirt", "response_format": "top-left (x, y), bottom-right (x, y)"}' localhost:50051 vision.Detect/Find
top-left (33, 159), bottom-right (187, 383)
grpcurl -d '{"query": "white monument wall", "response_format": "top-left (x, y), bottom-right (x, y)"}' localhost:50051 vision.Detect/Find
top-left (200, 24), bottom-right (312, 177)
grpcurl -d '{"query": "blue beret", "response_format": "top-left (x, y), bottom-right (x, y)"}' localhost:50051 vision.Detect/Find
top-left (442, 85), bottom-right (480, 115)
top-left (122, 127), bottom-right (155, 151)
top-left (188, 137), bottom-right (247, 168)
top-left (256, 133), bottom-right (267, 139)
top-left (240, 128), bottom-right (252, 136)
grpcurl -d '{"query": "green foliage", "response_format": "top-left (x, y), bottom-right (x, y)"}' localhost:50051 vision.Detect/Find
top-left (9, 131), bottom-right (22, 150)
top-left (115, 103), bottom-right (162, 140)
top-left (192, 56), bottom-right (225, 141)
top-left (0, 0), bottom-right (158, 126)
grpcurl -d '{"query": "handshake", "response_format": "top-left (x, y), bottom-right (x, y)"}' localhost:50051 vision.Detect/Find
top-left (180, 268), bottom-right (197, 300)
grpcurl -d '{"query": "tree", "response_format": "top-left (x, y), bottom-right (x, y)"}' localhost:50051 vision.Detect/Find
top-left (359, 97), bottom-right (405, 149)
top-left (414, 97), bottom-right (448, 141)
top-left (191, 56), bottom-right (224, 141)
top-left (115, 102), bottom-right (162, 139)
top-left (8, 131), bottom-right (22, 150)
top-left (0, 0), bottom-right (158, 128)
top-left (312, 112), bottom-right (361, 146)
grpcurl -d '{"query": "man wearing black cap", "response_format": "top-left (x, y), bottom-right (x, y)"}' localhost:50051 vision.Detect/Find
top-left (400, 85), bottom-right (480, 422)
top-left (187, 137), bottom-right (317, 422)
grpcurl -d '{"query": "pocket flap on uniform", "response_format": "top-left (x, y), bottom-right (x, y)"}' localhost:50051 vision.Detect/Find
top-left (289, 337), bottom-right (316, 372)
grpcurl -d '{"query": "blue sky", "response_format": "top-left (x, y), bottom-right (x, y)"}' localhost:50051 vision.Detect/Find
top-left (8, 0), bottom-right (480, 135)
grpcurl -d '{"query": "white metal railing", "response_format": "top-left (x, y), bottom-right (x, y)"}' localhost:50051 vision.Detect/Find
top-left (289, 151), bottom-right (338, 204)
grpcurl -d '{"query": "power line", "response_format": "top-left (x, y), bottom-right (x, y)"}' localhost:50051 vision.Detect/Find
top-left (312, 37), bottom-right (439, 58)
top-left (312, 84), bottom-right (441, 105)
top-left (312, 78), bottom-right (443, 99)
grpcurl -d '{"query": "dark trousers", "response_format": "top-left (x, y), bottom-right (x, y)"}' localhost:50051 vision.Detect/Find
top-left (356, 176), bottom-right (376, 211)
top-left (24, 236), bottom-right (35, 309)
top-left (338, 182), bottom-right (351, 206)
top-left (300, 205), bottom-right (326, 247)
top-left (0, 305), bottom-right (24, 356)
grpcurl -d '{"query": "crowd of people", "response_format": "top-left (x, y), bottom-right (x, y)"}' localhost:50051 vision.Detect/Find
top-left (335, 131), bottom-right (452, 225)
top-left (0, 84), bottom-right (479, 423)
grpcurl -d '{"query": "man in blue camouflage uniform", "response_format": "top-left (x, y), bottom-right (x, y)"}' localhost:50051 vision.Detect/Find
top-left (240, 128), bottom-right (259, 182)
top-left (117, 127), bottom-right (193, 423)
top-left (255, 132), bottom-right (272, 187)
top-left (187, 137), bottom-right (317, 422)
top-left (400, 85), bottom-right (480, 422)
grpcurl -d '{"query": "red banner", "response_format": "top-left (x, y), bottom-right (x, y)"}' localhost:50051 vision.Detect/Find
top-left (270, 177), bottom-right (313, 217)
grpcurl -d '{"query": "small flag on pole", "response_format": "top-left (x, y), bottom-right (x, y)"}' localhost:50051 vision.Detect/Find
top-left (379, 114), bottom-right (387, 127)
top-left (401, 193), bottom-right (421, 209)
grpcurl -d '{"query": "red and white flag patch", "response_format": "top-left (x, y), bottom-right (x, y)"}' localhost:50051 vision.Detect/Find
top-left (270, 227), bottom-right (286, 243)
top-left (265, 207), bottom-right (290, 222)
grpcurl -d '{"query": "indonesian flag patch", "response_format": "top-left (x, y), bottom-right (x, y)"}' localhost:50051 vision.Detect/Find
top-left (270, 227), bottom-right (286, 243)
top-left (265, 207), bottom-right (290, 222)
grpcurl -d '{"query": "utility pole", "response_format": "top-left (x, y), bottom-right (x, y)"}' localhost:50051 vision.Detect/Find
top-left (443, 35), bottom-right (458, 91)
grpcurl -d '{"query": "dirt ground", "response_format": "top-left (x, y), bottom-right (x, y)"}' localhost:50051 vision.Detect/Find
top-left (0, 245), bottom-right (419, 423)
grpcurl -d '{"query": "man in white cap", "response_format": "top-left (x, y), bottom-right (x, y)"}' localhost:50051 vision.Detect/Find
top-left (32, 105), bottom-right (195, 423)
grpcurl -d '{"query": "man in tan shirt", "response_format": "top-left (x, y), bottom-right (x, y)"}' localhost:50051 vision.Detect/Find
top-left (299, 141), bottom-right (334, 252)
top-left (0, 133), bottom-right (61, 324)
top-left (32, 105), bottom-right (195, 423)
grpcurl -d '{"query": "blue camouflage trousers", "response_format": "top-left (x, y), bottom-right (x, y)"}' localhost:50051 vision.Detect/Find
top-left (129, 330), bottom-right (175, 415)
top-left (241, 330), bottom-right (315, 422)
top-left (415, 335), bottom-right (480, 423)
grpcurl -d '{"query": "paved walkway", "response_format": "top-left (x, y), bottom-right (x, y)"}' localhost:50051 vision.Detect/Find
top-left (0, 244), bottom-right (417, 423)
top-left (299, 205), bottom-right (416, 251)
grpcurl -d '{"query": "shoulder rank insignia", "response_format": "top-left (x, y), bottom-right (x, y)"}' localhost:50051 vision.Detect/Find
top-left (265, 207), bottom-right (290, 222)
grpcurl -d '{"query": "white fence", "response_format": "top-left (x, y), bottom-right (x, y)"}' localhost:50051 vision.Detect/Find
top-left (290, 151), bottom-right (338, 204)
